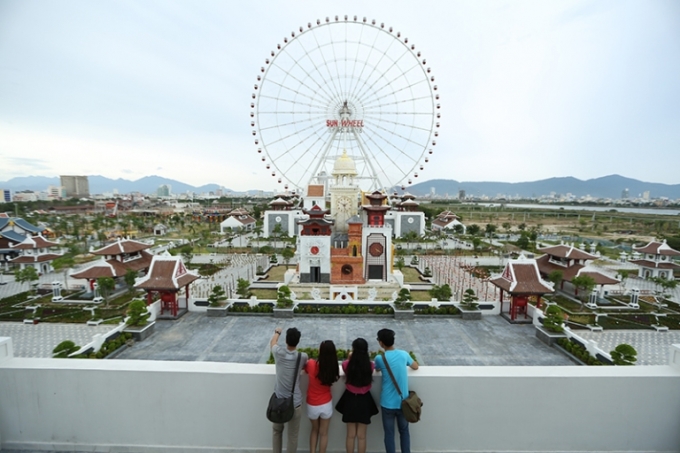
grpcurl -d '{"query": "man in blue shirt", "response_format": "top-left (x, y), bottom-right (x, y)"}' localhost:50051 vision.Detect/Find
top-left (374, 328), bottom-right (419, 453)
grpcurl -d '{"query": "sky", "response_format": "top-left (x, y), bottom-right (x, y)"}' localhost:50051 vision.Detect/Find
top-left (0, 0), bottom-right (679, 192)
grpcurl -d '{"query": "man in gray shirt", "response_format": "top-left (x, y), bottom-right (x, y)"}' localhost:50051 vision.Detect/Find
top-left (271, 327), bottom-right (308, 453)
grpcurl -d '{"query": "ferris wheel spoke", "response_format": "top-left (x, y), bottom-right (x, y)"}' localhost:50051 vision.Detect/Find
top-left (261, 76), bottom-right (333, 110)
top-left (353, 50), bottom-right (412, 105)
top-left (348, 31), bottom-right (399, 104)
top-left (346, 23), bottom-right (368, 101)
top-left (258, 113), bottom-right (327, 133)
top-left (264, 120), bottom-right (325, 149)
top-left (272, 45), bottom-right (338, 106)
top-left (257, 94), bottom-right (328, 113)
top-left (306, 29), bottom-right (344, 102)
top-left (355, 130), bottom-right (409, 188)
top-left (362, 94), bottom-right (434, 111)
top-left (361, 115), bottom-right (432, 133)
top-left (365, 119), bottom-right (428, 151)
top-left (277, 129), bottom-right (332, 188)
top-left (359, 64), bottom-right (425, 107)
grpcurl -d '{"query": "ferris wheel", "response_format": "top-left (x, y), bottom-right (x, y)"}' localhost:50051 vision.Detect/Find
top-left (251, 15), bottom-right (440, 193)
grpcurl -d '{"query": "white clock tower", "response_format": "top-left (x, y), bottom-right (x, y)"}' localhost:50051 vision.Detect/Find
top-left (330, 150), bottom-right (360, 233)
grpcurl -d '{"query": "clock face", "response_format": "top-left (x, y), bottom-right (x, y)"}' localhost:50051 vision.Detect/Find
top-left (337, 196), bottom-right (351, 212)
top-left (369, 243), bottom-right (384, 257)
top-left (310, 246), bottom-right (319, 255)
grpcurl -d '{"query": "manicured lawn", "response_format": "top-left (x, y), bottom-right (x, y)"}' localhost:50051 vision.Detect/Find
top-left (400, 267), bottom-right (423, 283)
top-left (410, 291), bottom-right (433, 302)
top-left (250, 289), bottom-right (277, 299)
top-left (262, 266), bottom-right (289, 282)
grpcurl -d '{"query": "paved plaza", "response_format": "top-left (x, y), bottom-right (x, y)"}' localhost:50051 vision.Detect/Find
top-left (0, 322), bottom-right (114, 358)
top-left (115, 313), bottom-right (573, 366)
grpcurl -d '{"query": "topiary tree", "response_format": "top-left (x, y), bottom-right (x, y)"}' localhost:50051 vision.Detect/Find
top-left (16, 266), bottom-right (39, 294)
top-left (542, 305), bottom-right (564, 333)
top-left (395, 256), bottom-right (405, 271)
top-left (236, 278), bottom-right (250, 298)
top-left (394, 288), bottom-right (412, 310)
top-left (429, 284), bottom-right (452, 301)
top-left (461, 288), bottom-right (478, 309)
top-left (124, 269), bottom-right (138, 295)
top-left (53, 340), bottom-right (80, 358)
top-left (610, 343), bottom-right (637, 366)
top-left (276, 285), bottom-right (293, 308)
top-left (126, 300), bottom-right (150, 326)
top-left (96, 276), bottom-right (115, 306)
top-left (208, 285), bottom-right (227, 307)
top-left (547, 270), bottom-right (563, 290)
top-left (423, 266), bottom-right (432, 277)
top-left (281, 247), bottom-right (294, 269)
top-left (410, 255), bottom-right (419, 266)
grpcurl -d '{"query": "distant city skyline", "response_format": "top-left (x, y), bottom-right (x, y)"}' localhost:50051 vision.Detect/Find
top-left (1, 1), bottom-right (679, 190)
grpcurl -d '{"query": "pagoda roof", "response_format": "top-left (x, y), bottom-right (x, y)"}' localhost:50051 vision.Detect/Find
top-left (0, 217), bottom-right (43, 234)
top-left (535, 255), bottom-right (620, 285)
top-left (92, 238), bottom-right (152, 256)
top-left (399, 199), bottom-right (419, 206)
top-left (135, 254), bottom-right (200, 290)
top-left (10, 234), bottom-right (60, 250)
top-left (629, 259), bottom-right (680, 270)
top-left (10, 253), bottom-right (62, 264)
top-left (633, 240), bottom-right (680, 256)
top-left (302, 205), bottom-right (330, 217)
top-left (229, 208), bottom-right (250, 216)
top-left (269, 197), bottom-right (292, 206)
top-left (0, 230), bottom-right (27, 243)
top-left (71, 250), bottom-right (154, 280)
top-left (490, 256), bottom-right (554, 294)
top-left (537, 243), bottom-right (597, 261)
top-left (401, 192), bottom-right (416, 200)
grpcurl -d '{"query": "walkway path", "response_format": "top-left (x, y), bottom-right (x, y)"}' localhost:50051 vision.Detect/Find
top-left (115, 312), bottom-right (572, 366)
top-left (573, 330), bottom-right (680, 365)
top-left (0, 322), bottom-right (115, 358)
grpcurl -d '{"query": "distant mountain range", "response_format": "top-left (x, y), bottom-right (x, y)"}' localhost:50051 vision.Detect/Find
top-left (405, 175), bottom-right (680, 199)
top-left (1, 174), bottom-right (679, 199)
top-left (0, 175), bottom-right (232, 196)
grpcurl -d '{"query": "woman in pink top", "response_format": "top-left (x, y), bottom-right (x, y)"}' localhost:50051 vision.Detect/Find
top-left (335, 338), bottom-right (378, 453)
top-left (304, 340), bottom-right (339, 453)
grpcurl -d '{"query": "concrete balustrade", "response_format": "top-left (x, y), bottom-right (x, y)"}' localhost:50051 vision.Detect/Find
top-left (1, 336), bottom-right (680, 452)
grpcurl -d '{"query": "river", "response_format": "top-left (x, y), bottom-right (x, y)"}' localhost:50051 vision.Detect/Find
top-left (471, 203), bottom-right (680, 216)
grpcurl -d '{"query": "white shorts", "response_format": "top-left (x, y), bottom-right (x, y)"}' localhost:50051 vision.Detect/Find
top-left (307, 400), bottom-right (333, 420)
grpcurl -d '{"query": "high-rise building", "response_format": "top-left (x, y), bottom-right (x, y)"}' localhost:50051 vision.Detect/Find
top-left (157, 184), bottom-right (171, 197)
top-left (621, 188), bottom-right (629, 199)
top-left (0, 189), bottom-right (10, 203)
top-left (60, 175), bottom-right (90, 198)
top-left (458, 189), bottom-right (466, 200)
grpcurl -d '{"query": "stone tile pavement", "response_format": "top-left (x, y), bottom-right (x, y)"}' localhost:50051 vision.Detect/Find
top-left (115, 313), bottom-right (574, 366)
top-left (0, 322), bottom-right (116, 358)
top-left (574, 330), bottom-right (680, 365)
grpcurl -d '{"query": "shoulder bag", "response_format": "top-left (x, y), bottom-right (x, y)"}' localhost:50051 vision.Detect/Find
top-left (380, 351), bottom-right (423, 423)
top-left (266, 352), bottom-right (302, 423)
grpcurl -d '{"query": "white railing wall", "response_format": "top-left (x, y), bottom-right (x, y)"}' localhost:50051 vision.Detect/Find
top-left (1, 336), bottom-right (680, 453)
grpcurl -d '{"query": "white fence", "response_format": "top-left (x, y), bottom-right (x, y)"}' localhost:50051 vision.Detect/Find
top-left (1, 336), bottom-right (680, 452)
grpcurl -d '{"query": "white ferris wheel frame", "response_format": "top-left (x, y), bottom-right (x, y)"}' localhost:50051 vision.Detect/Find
top-left (251, 15), bottom-right (440, 193)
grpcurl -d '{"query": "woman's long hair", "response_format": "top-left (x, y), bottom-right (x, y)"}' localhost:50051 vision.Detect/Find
top-left (345, 338), bottom-right (372, 387)
top-left (316, 340), bottom-right (340, 386)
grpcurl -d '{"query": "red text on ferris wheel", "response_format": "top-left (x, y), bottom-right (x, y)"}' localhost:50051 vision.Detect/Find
top-left (327, 119), bottom-right (364, 128)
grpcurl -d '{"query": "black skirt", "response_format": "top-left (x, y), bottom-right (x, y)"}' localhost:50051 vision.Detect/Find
top-left (335, 389), bottom-right (379, 424)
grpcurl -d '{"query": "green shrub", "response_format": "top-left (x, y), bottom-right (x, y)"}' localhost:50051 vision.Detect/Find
top-left (53, 340), bottom-right (79, 358)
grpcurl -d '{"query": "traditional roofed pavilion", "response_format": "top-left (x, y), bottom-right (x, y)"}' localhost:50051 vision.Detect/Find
top-left (490, 255), bottom-right (554, 321)
top-left (431, 210), bottom-right (466, 233)
top-left (630, 239), bottom-right (680, 280)
top-left (535, 242), bottom-right (619, 295)
top-left (71, 238), bottom-right (153, 291)
top-left (9, 234), bottom-right (63, 274)
top-left (0, 216), bottom-right (45, 270)
top-left (135, 253), bottom-right (200, 318)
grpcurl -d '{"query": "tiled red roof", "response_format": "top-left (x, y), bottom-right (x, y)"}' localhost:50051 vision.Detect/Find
top-left (629, 259), bottom-right (680, 270)
top-left (536, 255), bottom-right (620, 285)
top-left (135, 255), bottom-right (200, 290)
top-left (537, 244), bottom-right (597, 261)
top-left (10, 253), bottom-right (62, 264)
top-left (70, 251), bottom-right (153, 279)
top-left (633, 240), bottom-right (680, 256)
top-left (10, 234), bottom-right (60, 250)
top-left (92, 238), bottom-right (151, 256)
top-left (577, 270), bottom-right (620, 285)
top-left (490, 258), bottom-right (554, 294)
